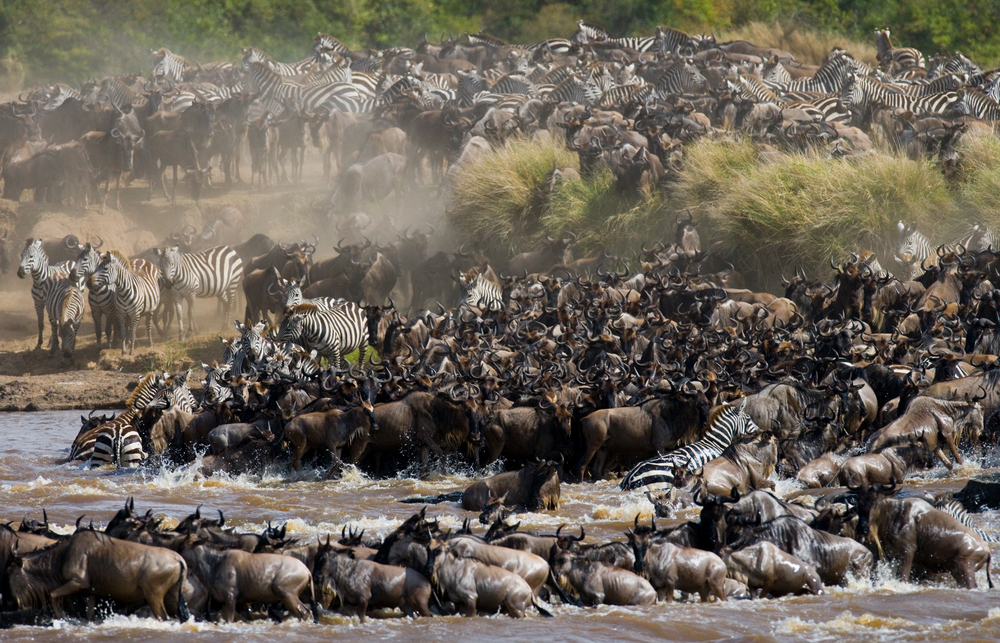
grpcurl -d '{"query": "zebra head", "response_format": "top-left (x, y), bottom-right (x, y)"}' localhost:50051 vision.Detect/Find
top-left (237, 319), bottom-right (268, 362)
top-left (93, 251), bottom-right (122, 290)
top-left (277, 311), bottom-right (306, 344)
top-left (895, 221), bottom-right (922, 266)
top-left (73, 241), bottom-right (102, 277)
top-left (17, 238), bottom-right (46, 280)
top-left (157, 245), bottom-right (183, 284)
top-left (735, 400), bottom-right (761, 437)
top-left (283, 278), bottom-right (303, 309)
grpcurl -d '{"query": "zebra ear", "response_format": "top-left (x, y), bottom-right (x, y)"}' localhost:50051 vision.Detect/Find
top-left (897, 221), bottom-right (905, 233)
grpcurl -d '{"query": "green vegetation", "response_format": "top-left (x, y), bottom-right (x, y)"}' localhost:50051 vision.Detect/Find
top-left (2, 0), bottom-right (999, 84)
top-left (448, 134), bottom-right (1000, 281)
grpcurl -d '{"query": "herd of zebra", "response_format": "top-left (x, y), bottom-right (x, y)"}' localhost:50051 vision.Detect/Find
top-left (4, 21), bottom-right (1000, 217)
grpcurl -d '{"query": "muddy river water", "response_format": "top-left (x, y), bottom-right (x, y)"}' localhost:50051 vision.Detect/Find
top-left (1, 410), bottom-right (999, 642)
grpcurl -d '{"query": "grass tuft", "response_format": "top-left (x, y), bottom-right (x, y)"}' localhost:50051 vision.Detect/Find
top-left (720, 21), bottom-right (878, 67)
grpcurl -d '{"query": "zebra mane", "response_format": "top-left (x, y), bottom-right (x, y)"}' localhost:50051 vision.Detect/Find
top-left (104, 249), bottom-right (129, 264)
top-left (287, 302), bottom-right (322, 314)
top-left (126, 373), bottom-right (159, 410)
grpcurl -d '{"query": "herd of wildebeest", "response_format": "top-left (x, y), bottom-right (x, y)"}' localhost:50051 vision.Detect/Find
top-left (4, 19), bottom-right (1000, 628)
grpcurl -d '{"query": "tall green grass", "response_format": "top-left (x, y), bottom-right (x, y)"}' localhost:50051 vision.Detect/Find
top-left (448, 133), bottom-right (1000, 285)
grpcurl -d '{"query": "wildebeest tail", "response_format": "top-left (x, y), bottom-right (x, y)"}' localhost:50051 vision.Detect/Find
top-left (532, 598), bottom-right (554, 617)
top-left (176, 561), bottom-right (191, 622)
top-left (988, 554), bottom-right (994, 590)
top-left (400, 491), bottom-right (464, 504)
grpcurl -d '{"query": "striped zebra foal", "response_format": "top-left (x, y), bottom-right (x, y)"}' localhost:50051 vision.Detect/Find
top-left (276, 301), bottom-right (369, 368)
top-left (93, 250), bottom-right (161, 355)
top-left (57, 272), bottom-right (87, 366)
top-left (620, 401), bottom-right (761, 492)
top-left (17, 238), bottom-right (72, 350)
top-left (895, 221), bottom-right (980, 280)
top-left (155, 245), bottom-right (244, 340)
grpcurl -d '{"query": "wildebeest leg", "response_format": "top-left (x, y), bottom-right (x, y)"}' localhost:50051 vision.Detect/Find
top-left (942, 432), bottom-right (964, 465)
top-left (934, 447), bottom-right (954, 470)
top-left (114, 173), bottom-right (123, 212)
top-left (100, 177), bottom-right (110, 214)
top-left (898, 548), bottom-right (915, 582)
top-left (278, 590), bottom-right (310, 621)
top-left (952, 562), bottom-right (978, 589)
top-left (48, 314), bottom-right (60, 354)
top-left (171, 166), bottom-right (179, 205)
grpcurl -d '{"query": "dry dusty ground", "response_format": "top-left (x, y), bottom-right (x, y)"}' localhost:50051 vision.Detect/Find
top-left (0, 150), bottom-right (444, 409)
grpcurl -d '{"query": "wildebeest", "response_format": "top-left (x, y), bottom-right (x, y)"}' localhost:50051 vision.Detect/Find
top-left (182, 541), bottom-right (318, 622)
top-left (461, 460), bottom-right (561, 512)
top-left (852, 483), bottom-right (993, 588)
top-left (726, 516), bottom-right (874, 585)
top-left (313, 546), bottom-right (432, 620)
top-left (428, 546), bottom-right (538, 617)
top-left (283, 403), bottom-right (377, 474)
top-left (836, 445), bottom-right (933, 487)
top-left (636, 541), bottom-right (728, 602)
top-left (551, 549), bottom-right (656, 606)
top-left (724, 542), bottom-right (823, 598)
top-left (867, 396), bottom-right (983, 469)
top-left (2, 529), bottom-right (189, 621)
top-left (444, 535), bottom-right (549, 596)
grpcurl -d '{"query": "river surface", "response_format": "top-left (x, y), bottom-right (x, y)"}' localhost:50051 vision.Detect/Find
top-left (2, 411), bottom-right (1000, 642)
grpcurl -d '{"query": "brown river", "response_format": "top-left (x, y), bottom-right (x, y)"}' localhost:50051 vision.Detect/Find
top-left (2, 410), bottom-right (1000, 642)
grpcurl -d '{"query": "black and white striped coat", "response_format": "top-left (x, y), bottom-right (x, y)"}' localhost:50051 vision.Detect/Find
top-left (54, 270), bottom-right (87, 364)
top-left (155, 245), bottom-right (244, 339)
top-left (93, 250), bottom-right (161, 354)
top-left (17, 238), bottom-right (73, 350)
top-left (69, 373), bottom-right (164, 468)
top-left (277, 301), bottom-right (368, 368)
top-left (620, 401), bottom-right (761, 492)
top-left (459, 273), bottom-right (503, 316)
top-left (73, 242), bottom-right (116, 347)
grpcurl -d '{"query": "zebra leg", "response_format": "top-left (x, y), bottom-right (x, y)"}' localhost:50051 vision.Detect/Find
top-left (173, 292), bottom-right (185, 341)
top-left (92, 306), bottom-right (103, 347)
top-left (186, 293), bottom-right (198, 336)
top-left (34, 298), bottom-right (44, 349)
top-left (145, 311), bottom-right (155, 348)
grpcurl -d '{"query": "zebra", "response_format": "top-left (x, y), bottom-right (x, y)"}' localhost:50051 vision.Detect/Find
top-left (97, 77), bottom-right (145, 111)
top-left (69, 373), bottom-right (164, 467)
top-left (459, 272), bottom-right (503, 315)
top-left (841, 72), bottom-right (965, 120)
top-left (155, 245), bottom-right (244, 340)
top-left (93, 250), bottom-right (161, 354)
top-left (572, 20), bottom-right (609, 44)
top-left (163, 370), bottom-right (198, 413)
top-left (653, 59), bottom-right (706, 97)
top-left (652, 26), bottom-right (698, 55)
top-left (620, 400), bottom-right (761, 492)
top-left (231, 320), bottom-right (280, 376)
top-left (17, 238), bottom-right (72, 350)
top-left (245, 61), bottom-right (302, 105)
top-left (959, 88), bottom-right (1000, 120)
top-left (895, 221), bottom-right (980, 280)
top-left (276, 301), bottom-right (369, 368)
top-left (241, 46), bottom-right (318, 77)
top-left (313, 33), bottom-right (351, 56)
top-left (152, 48), bottom-right (197, 83)
top-left (73, 240), bottom-right (116, 347)
top-left (875, 29), bottom-right (925, 70)
top-left (54, 270), bottom-right (87, 365)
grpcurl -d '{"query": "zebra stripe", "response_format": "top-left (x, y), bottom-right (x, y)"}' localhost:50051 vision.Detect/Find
top-left (767, 50), bottom-right (854, 95)
top-left (314, 33), bottom-right (351, 56)
top-left (933, 498), bottom-right (998, 543)
top-left (654, 59), bottom-right (706, 97)
top-left (283, 279), bottom-right (344, 311)
top-left (153, 49), bottom-right (195, 83)
top-left (620, 401), bottom-right (761, 492)
top-left (277, 301), bottom-right (369, 368)
top-left (73, 242), bottom-right (115, 347)
top-left (245, 61), bottom-right (302, 105)
top-left (70, 373), bottom-right (163, 466)
top-left (960, 88), bottom-right (1000, 120)
top-left (93, 251), bottom-right (161, 354)
top-left (156, 245), bottom-right (244, 340)
top-left (841, 73), bottom-right (964, 118)
top-left (895, 222), bottom-right (976, 280)
top-left (17, 239), bottom-right (72, 350)
top-left (460, 273), bottom-right (503, 315)
top-left (875, 29), bottom-right (925, 70)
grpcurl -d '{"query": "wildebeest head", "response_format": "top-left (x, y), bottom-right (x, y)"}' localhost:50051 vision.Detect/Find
top-left (852, 480), bottom-right (898, 551)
